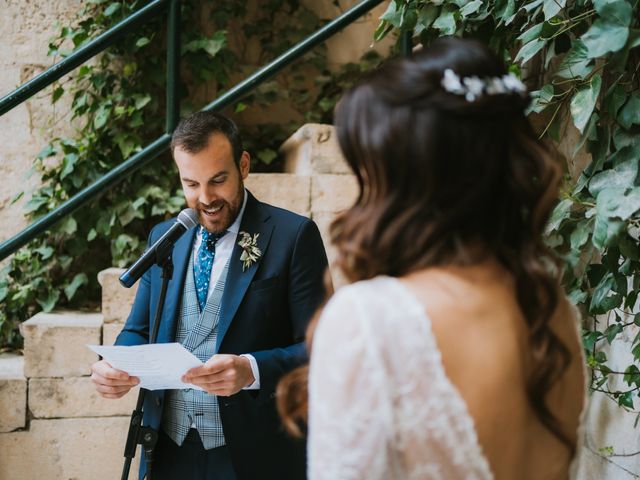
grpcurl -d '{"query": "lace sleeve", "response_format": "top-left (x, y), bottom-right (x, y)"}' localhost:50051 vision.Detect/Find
top-left (308, 287), bottom-right (391, 480)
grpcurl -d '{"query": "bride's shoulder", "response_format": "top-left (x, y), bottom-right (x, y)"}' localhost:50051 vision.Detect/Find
top-left (324, 276), bottom-right (403, 311)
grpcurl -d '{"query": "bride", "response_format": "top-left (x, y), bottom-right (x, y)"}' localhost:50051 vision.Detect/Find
top-left (278, 37), bottom-right (586, 479)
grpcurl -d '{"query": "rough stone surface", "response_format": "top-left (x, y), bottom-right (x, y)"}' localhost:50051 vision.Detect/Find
top-left (0, 417), bottom-right (139, 480)
top-left (311, 211), bottom-right (347, 289)
top-left (0, 354), bottom-right (26, 432)
top-left (281, 124), bottom-right (350, 175)
top-left (311, 174), bottom-right (358, 213)
top-left (576, 331), bottom-right (640, 479)
top-left (103, 322), bottom-right (125, 347)
top-left (20, 312), bottom-right (102, 378)
top-left (98, 268), bottom-right (137, 324)
top-left (0, 0), bottom-right (82, 245)
top-left (301, 0), bottom-right (394, 68)
top-left (29, 377), bottom-right (138, 419)
top-left (245, 173), bottom-right (311, 217)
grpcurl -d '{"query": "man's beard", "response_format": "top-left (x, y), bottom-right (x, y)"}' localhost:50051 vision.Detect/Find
top-left (197, 182), bottom-right (244, 234)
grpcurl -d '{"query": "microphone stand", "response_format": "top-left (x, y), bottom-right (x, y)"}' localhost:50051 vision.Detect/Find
top-left (121, 250), bottom-right (174, 480)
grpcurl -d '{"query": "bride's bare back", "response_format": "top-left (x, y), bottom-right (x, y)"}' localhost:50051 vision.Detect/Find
top-left (402, 261), bottom-right (585, 480)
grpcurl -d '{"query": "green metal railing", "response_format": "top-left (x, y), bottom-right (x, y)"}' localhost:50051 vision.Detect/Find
top-left (0, 0), bottom-right (404, 261)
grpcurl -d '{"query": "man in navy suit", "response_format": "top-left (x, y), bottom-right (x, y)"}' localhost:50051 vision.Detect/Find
top-left (91, 111), bottom-right (329, 480)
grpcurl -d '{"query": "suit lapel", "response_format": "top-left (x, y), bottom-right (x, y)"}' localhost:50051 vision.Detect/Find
top-left (216, 192), bottom-right (274, 351)
top-left (158, 225), bottom-right (197, 343)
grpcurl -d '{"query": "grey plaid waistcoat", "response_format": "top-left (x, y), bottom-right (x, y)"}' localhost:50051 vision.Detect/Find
top-left (161, 253), bottom-right (230, 450)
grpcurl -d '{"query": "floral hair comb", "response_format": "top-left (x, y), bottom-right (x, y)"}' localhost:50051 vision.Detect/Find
top-left (440, 68), bottom-right (527, 102)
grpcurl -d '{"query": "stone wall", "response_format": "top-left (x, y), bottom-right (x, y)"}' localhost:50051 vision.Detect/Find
top-left (0, 0), bottom-right (82, 244)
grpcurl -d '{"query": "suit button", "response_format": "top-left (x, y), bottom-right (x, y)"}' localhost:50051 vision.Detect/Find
top-left (270, 392), bottom-right (276, 399)
top-left (155, 397), bottom-right (162, 407)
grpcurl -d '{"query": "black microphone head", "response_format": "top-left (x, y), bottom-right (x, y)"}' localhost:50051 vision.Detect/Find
top-left (177, 208), bottom-right (199, 230)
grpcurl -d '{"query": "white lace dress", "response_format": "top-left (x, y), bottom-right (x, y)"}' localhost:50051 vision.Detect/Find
top-left (307, 276), bottom-right (584, 480)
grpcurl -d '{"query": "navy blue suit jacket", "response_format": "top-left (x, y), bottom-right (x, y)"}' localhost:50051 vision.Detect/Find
top-left (115, 191), bottom-right (328, 479)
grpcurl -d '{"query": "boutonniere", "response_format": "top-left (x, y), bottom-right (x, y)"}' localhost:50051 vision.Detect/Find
top-left (238, 231), bottom-right (262, 271)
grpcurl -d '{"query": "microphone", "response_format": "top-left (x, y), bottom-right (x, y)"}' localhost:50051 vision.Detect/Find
top-left (119, 208), bottom-right (199, 288)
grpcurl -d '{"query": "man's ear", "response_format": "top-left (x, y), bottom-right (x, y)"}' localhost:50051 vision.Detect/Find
top-left (239, 151), bottom-right (250, 180)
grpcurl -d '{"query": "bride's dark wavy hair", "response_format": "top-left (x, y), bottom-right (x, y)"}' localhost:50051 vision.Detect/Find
top-left (277, 37), bottom-right (573, 451)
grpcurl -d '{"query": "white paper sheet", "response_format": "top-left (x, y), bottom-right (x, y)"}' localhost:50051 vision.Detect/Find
top-left (88, 343), bottom-right (205, 391)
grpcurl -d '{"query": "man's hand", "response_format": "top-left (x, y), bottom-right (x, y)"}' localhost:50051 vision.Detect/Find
top-left (182, 354), bottom-right (255, 396)
top-left (91, 359), bottom-right (139, 399)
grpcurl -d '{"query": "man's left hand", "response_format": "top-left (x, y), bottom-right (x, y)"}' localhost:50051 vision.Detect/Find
top-left (182, 354), bottom-right (255, 396)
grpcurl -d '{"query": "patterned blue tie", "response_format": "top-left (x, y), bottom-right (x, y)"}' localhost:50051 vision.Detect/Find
top-left (194, 227), bottom-right (225, 312)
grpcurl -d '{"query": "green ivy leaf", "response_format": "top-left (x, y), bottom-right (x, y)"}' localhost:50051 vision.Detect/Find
top-left (528, 84), bottom-right (555, 114)
top-left (597, 187), bottom-right (640, 221)
top-left (605, 323), bottom-right (623, 344)
top-left (570, 74), bottom-right (602, 133)
top-left (618, 391), bottom-right (634, 409)
top-left (546, 198), bottom-right (572, 233)
top-left (135, 37), bottom-right (150, 48)
top-left (543, 0), bottom-right (566, 20)
top-left (556, 40), bottom-right (593, 79)
top-left (582, 4), bottom-right (631, 58)
top-left (93, 104), bottom-right (111, 130)
top-left (414, 5), bottom-right (439, 35)
top-left (460, 0), bottom-right (483, 17)
top-left (517, 23), bottom-right (544, 44)
top-left (36, 290), bottom-right (59, 313)
top-left (592, 215), bottom-right (624, 249)
top-left (257, 149), bottom-right (278, 165)
top-left (380, 1), bottom-right (402, 28)
top-left (58, 217), bottom-right (78, 236)
top-left (618, 94), bottom-right (640, 130)
top-left (64, 273), bottom-right (88, 301)
top-left (583, 330), bottom-right (603, 350)
top-left (516, 38), bottom-right (546, 63)
top-left (60, 153), bottom-right (78, 179)
top-left (433, 7), bottom-right (457, 35)
top-left (103, 2), bottom-right (121, 17)
top-left (588, 155), bottom-right (638, 196)
top-left (52, 86), bottom-right (64, 103)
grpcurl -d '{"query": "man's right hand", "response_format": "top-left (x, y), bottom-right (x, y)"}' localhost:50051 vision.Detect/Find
top-left (91, 359), bottom-right (139, 399)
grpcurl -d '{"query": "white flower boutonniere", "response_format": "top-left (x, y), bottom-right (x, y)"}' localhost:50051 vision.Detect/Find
top-left (238, 231), bottom-right (261, 271)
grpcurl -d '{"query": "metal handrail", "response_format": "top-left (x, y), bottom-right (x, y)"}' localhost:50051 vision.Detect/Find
top-left (0, 0), bottom-right (169, 117)
top-left (0, 0), bottom-right (387, 261)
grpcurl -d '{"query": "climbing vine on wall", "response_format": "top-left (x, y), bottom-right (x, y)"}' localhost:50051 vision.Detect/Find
top-left (377, 0), bottom-right (640, 421)
top-left (0, 0), bottom-right (384, 349)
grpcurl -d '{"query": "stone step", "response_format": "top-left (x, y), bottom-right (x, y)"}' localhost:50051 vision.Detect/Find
top-left (0, 354), bottom-right (26, 432)
top-left (19, 311), bottom-right (102, 378)
top-left (281, 123), bottom-right (351, 175)
top-left (29, 377), bottom-right (137, 419)
top-left (0, 417), bottom-right (139, 479)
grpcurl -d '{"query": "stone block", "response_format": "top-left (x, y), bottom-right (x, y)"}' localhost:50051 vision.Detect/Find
top-left (20, 312), bottom-right (102, 378)
top-left (0, 417), bottom-right (139, 480)
top-left (245, 173), bottom-right (311, 216)
top-left (103, 322), bottom-right (125, 347)
top-left (312, 211), bottom-right (348, 290)
top-left (281, 124), bottom-right (351, 175)
top-left (0, 354), bottom-right (26, 432)
top-left (29, 377), bottom-right (138, 419)
top-left (98, 268), bottom-right (137, 324)
top-left (311, 174), bottom-right (358, 213)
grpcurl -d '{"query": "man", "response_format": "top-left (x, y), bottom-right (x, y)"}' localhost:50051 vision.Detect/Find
top-left (91, 112), bottom-right (329, 480)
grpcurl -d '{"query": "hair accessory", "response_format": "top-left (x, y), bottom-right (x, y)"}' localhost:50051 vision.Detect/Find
top-left (441, 68), bottom-right (527, 102)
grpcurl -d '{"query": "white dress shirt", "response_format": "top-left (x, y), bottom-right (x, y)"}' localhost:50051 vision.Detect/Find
top-left (192, 189), bottom-right (260, 390)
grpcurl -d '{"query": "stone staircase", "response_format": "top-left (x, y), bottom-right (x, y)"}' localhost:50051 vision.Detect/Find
top-left (0, 124), bottom-right (356, 480)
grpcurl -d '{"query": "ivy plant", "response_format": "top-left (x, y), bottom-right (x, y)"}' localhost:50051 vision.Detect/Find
top-left (377, 0), bottom-right (640, 426)
top-left (0, 0), bottom-right (386, 350)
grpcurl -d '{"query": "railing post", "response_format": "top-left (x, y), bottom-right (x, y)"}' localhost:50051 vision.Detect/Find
top-left (400, 30), bottom-right (412, 56)
top-left (166, 0), bottom-right (181, 134)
